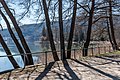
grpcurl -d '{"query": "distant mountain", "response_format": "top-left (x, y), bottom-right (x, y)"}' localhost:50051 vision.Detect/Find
top-left (0, 23), bottom-right (43, 44)
top-left (0, 20), bottom-right (86, 53)
top-left (0, 19), bottom-right (86, 45)
top-left (0, 23), bottom-right (46, 52)
top-left (0, 20), bottom-right (72, 43)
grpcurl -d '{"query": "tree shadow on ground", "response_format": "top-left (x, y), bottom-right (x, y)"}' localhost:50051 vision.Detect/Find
top-left (62, 60), bottom-right (80, 80)
top-left (51, 70), bottom-right (70, 80)
top-left (27, 66), bottom-right (39, 79)
top-left (35, 62), bottom-right (55, 80)
top-left (50, 61), bottom-right (71, 80)
top-left (95, 56), bottom-right (120, 65)
top-left (71, 59), bottom-right (120, 80)
top-left (35, 60), bottom-right (80, 80)
top-left (0, 69), bottom-right (13, 75)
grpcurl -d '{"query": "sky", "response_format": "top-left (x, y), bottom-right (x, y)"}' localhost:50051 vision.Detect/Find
top-left (0, 0), bottom-right (75, 29)
top-left (1, 0), bottom-right (119, 29)
top-left (0, 0), bottom-right (42, 29)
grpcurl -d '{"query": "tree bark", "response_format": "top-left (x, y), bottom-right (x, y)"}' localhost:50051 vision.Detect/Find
top-left (67, 0), bottom-right (77, 59)
top-left (107, 18), bottom-right (114, 49)
top-left (105, 10), bottom-right (114, 50)
top-left (58, 0), bottom-right (66, 60)
top-left (83, 0), bottom-right (95, 56)
top-left (0, 34), bottom-right (20, 68)
top-left (42, 0), bottom-right (59, 61)
top-left (0, 0), bottom-right (33, 65)
top-left (0, 10), bottom-right (29, 66)
top-left (108, 0), bottom-right (119, 50)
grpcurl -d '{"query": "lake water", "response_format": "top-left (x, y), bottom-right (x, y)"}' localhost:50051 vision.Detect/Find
top-left (0, 44), bottom-right (41, 72)
top-left (0, 51), bottom-right (39, 72)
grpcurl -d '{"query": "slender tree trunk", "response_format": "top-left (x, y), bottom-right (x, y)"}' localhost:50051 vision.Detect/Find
top-left (0, 0), bottom-right (33, 65)
top-left (83, 0), bottom-right (95, 56)
top-left (105, 10), bottom-right (114, 50)
top-left (0, 34), bottom-right (20, 68)
top-left (42, 0), bottom-right (59, 61)
top-left (67, 0), bottom-right (77, 59)
top-left (58, 0), bottom-right (66, 60)
top-left (107, 18), bottom-right (114, 49)
top-left (108, 0), bottom-right (119, 50)
top-left (0, 10), bottom-right (29, 66)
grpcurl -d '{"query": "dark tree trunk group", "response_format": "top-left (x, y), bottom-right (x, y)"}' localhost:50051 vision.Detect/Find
top-left (0, 34), bottom-right (20, 68)
top-left (83, 0), bottom-right (95, 56)
top-left (42, 0), bottom-right (59, 61)
top-left (58, 0), bottom-right (66, 60)
top-left (67, 0), bottom-right (77, 59)
top-left (0, 10), bottom-right (29, 65)
top-left (0, 0), bottom-right (33, 66)
top-left (108, 0), bottom-right (119, 50)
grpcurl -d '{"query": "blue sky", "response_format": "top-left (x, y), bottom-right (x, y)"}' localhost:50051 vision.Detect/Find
top-left (0, 0), bottom-right (75, 29)
top-left (0, 0), bottom-right (43, 29)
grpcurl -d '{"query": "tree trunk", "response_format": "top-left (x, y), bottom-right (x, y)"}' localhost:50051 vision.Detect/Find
top-left (67, 0), bottom-right (77, 59)
top-left (108, 0), bottom-right (119, 50)
top-left (42, 0), bottom-right (59, 61)
top-left (105, 10), bottom-right (114, 50)
top-left (107, 18), bottom-right (114, 50)
top-left (58, 0), bottom-right (66, 60)
top-left (0, 10), bottom-right (29, 66)
top-left (83, 0), bottom-right (95, 56)
top-left (0, 0), bottom-right (33, 65)
top-left (0, 34), bottom-right (20, 68)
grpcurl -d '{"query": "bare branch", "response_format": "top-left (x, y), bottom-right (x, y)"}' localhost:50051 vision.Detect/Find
top-left (71, 0), bottom-right (89, 13)
top-left (93, 16), bottom-right (109, 24)
top-left (0, 24), bottom-right (3, 31)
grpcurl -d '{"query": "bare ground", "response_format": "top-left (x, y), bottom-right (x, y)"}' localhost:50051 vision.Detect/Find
top-left (0, 52), bottom-right (120, 80)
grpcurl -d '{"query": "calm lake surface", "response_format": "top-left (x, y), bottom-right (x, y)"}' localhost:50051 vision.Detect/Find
top-left (0, 44), bottom-right (42, 72)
